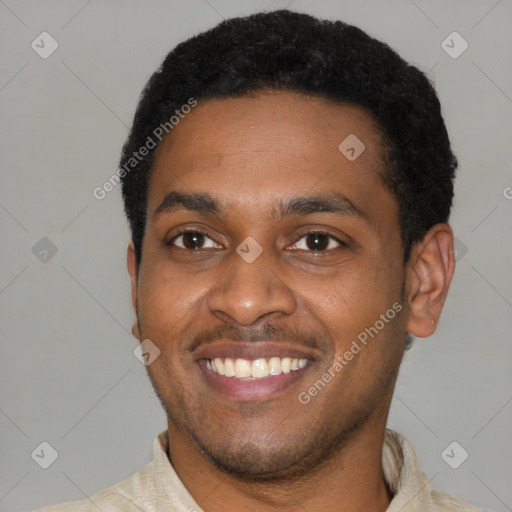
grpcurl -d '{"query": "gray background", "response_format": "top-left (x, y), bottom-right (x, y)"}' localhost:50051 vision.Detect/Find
top-left (0, 0), bottom-right (511, 510)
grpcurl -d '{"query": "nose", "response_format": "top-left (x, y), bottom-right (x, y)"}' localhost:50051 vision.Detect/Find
top-left (208, 248), bottom-right (297, 326)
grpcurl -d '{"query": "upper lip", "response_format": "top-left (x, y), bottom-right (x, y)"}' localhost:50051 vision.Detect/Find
top-left (193, 341), bottom-right (318, 362)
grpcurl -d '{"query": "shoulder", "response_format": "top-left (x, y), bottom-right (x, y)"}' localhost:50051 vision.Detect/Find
top-left (431, 489), bottom-right (488, 511)
top-left (36, 489), bottom-right (143, 512)
top-left (36, 430), bottom-right (180, 512)
top-left (36, 463), bottom-right (155, 512)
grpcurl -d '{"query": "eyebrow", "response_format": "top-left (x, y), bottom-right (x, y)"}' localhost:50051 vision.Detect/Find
top-left (154, 191), bottom-right (220, 217)
top-left (154, 191), bottom-right (367, 222)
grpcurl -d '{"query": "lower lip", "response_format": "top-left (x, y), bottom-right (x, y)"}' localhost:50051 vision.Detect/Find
top-left (198, 360), bottom-right (311, 401)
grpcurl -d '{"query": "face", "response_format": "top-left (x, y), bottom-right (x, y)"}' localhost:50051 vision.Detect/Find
top-left (129, 91), bottom-right (410, 478)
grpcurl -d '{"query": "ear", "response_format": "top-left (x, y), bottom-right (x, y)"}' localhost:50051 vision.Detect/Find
top-left (127, 243), bottom-right (141, 340)
top-left (405, 224), bottom-right (456, 338)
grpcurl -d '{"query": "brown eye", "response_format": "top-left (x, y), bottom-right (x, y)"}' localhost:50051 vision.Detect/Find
top-left (289, 232), bottom-right (345, 252)
top-left (305, 233), bottom-right (329, 251)
top-left (169, 231), bottom-right (222, 250)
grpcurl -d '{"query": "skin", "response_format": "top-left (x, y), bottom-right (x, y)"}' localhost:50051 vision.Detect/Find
top-left (127, 91), bottom-right (455, 512)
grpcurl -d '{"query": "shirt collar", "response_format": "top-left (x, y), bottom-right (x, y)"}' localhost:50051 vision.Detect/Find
top-left (383, 429), bottom-right (437, 512)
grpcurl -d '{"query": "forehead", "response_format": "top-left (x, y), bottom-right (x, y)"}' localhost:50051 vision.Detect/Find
top-left (147, 91), bottom-right (395, 224)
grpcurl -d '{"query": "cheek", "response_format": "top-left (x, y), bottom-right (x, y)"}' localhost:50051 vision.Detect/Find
top-left (137, 259), bottom-right (209, 331)
top-left (297, 259), bottom-right (401, 341)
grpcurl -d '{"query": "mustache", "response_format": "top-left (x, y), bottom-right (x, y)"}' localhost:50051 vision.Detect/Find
top-left (188, 323), bottom-right (325, 353)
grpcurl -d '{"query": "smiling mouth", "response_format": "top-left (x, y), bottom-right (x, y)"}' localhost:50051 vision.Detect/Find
top-left (204, 357), bottom-right (310, 379)
top-left (198, 356), bottom-right (313, 401)
top-left (194, 341), bottom-right (318, 400)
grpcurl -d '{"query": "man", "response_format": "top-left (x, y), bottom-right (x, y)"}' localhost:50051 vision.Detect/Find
top-left (40, 9), bottom-right (485, 512)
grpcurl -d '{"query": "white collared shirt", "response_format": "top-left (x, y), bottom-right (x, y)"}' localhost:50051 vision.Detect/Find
top-left (38, 429), bottom-right (487, 511)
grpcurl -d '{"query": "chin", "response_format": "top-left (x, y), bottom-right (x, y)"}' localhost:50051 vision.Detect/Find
top-left (188, 416), bottom-right (361, 482)
top-left (199, 440), bottom-right (312, 481)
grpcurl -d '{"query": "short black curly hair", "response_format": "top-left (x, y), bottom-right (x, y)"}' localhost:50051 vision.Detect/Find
top-left (119, 9), bottom-right (457, 265)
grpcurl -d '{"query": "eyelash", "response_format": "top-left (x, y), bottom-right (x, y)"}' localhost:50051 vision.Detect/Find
top-left (289, 230), bottom-right (348, 252)
top-left (167, 229), bottom-right (348, 252)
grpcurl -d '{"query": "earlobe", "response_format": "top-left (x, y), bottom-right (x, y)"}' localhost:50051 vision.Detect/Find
top-left (132, 323), bottom-right (141, 339)
top-left (405, 224), bottom-right (455, 338)
top-left (127, 243), bottom-right (141, 340)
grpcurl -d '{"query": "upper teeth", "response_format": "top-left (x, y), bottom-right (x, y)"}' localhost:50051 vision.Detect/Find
top-left (206, 357), bottom-right (309, 379)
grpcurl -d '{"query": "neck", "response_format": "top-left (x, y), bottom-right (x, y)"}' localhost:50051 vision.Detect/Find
top-left (166, 410), bottom-right (394, 512)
